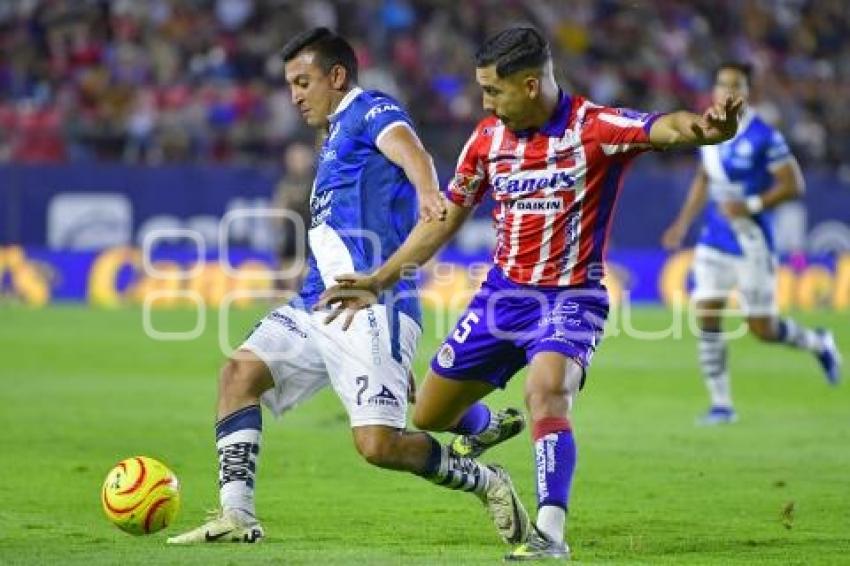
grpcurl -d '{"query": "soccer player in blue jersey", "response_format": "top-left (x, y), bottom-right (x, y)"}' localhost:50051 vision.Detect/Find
top-left (662, 62), bottom-right (842, 425)
top-left (167, 28), bottom-right (529, 545)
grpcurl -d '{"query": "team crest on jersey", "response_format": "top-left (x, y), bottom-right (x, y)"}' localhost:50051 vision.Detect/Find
top-left (436, 343), bottom-right (455, 369)
top-left (451, 173), bottom-right (482, 196)
top-left (735, 139), bottom-right (754, 157)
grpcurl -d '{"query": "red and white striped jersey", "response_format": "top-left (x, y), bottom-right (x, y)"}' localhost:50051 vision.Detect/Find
top-left (446, 93), bottom-right (661, 287)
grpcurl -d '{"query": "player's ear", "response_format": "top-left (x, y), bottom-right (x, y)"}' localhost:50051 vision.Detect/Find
top-left (329, 64), bottom-right (348, 90)
top-left (524, 74), bottom-right (540, 100)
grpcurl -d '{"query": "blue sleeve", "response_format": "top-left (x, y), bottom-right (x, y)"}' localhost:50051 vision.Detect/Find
top-left (765, 129), bottom-right (792, 167)
top-left (361, 98), bottom-right (414, 147)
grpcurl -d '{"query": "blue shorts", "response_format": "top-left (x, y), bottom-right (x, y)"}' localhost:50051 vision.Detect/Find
top-left (430, 267), bottom-right (609, 389)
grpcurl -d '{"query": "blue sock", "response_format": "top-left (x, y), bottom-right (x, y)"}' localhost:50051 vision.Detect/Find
top-left (449, 402), bottom-right (491, 435)
top-left (533, 417), bottom-right (575, 542)
top-left (216, 405), bottom-right (262, 519)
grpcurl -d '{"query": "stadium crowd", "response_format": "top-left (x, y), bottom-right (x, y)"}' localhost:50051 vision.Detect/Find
top-left (0, 0), bottom-right (847, 170)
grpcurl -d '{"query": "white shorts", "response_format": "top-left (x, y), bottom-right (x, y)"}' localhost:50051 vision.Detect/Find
top-left (691, 244), bottom-right (778, 317)
top-left (240, 304), bottom-right (420, 428)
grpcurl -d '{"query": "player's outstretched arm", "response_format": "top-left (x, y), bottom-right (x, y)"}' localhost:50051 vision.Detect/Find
top-left (649, 95), bottom-right (744, 150)
top-left (661, 166), bottom-right (709, 250)
top-left (377, 123), bottom-right (447, 222)
top-left (316, 201), bottom-right (473, 329)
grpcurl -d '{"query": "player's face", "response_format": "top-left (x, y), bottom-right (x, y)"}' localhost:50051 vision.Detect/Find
top-left (476, 65), bottom-right (539, 131)
top-left (285, 50), bottom-right (338, 129)
top-left (713, 68), bottom-right (749, 106)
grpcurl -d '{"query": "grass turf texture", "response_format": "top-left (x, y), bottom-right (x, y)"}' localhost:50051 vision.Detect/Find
top-left (0, 305), bottom-right (848, 565)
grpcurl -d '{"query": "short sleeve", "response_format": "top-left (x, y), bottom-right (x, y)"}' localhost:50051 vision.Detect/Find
top-left (591, 107), bottom-right (661, 159)
top-left (765, 129), bottom-right (792, 168)
top-left (445, 124), bottom-right (491, 207)
top-left (362, 98), bottom-right (414, 147)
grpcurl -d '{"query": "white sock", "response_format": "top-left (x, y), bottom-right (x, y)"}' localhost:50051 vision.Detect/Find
top-left (699, 330), bottom-right (732, 408)
top-left (217, 427), bottom-right (261, 521)
top-left (777, 318), bottom-right (824, 353)
top-left (536, 505), bottom-right (566, 544)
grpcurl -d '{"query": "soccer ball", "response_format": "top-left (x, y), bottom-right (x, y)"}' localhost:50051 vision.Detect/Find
top-left (101, 456), bottom-right (181, 535)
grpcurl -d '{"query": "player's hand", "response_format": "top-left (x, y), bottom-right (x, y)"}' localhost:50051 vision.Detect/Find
top-left (720, 200), bottom-right (749, 219)
top-left (694, 95), bottom-right (743, 143)
top-left (661, 221), bottom-right (687, 250)
top-left (314, 273), bottom-right (380, 330)
top-left (419, 190), bottom-right (448, 223)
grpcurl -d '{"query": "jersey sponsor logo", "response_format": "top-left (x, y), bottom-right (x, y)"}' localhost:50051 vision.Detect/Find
top-left (366, 307), bottom-right (382, 366)
top-left (364, 102), bottom-right (401, 121)
top-left (506, 197), bottom-right (563, 214)
top-left (436, 343), bottom-right (455, 369)
top-left (267, 312), bottom-right (308, 338)
top-left (310, 191), bottom-right (332, 228)
top-left (492, 170), bottom-right (576, 196)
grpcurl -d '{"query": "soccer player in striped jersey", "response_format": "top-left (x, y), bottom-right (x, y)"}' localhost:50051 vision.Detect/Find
top-left (318, 27), bottom-right (744, 560)
top-left (662, 62), bottom-right (841, 425)
top-left (168, 28), bottom-right (529, 547)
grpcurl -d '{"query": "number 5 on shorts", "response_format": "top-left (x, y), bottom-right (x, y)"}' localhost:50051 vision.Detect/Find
top-left (453, 312), bottom-right (480, 344)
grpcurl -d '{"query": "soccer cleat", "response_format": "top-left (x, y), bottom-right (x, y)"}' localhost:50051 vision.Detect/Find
top-left (505, 525), bottom-right (570, 561)
top-left (696, 406), bottom-right (738, 426)
top-left (166, 509), bottom-right (264, 544)
top-left (815, 329), bottom-right (842, 385)
top-left (450, 408), bottom-right (526, 459)
top-left (479, 464), bottom-right (530, 545)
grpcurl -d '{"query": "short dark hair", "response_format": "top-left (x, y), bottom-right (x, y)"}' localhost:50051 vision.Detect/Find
top-left (281, 27), bottom-right (359, 83)
top-left (475, 27), bottom-right (551, 77)
top-left (716, 61), bottom-right (753, 86)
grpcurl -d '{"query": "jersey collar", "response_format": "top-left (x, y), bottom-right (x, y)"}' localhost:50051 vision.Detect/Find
top-left (539, 90), bottom-right (571, 137)
top-left (515, 90), bottom-right (571, 138)
top-left (328, 86), bottom-right (364, 121)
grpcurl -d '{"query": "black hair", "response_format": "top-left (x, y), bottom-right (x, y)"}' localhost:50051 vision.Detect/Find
top-left (281, 27), bottom-right (358, 83)
top-left (716, 61), bottom-right (753, 86)
top-left (475, 26), bottom-right (551, 78)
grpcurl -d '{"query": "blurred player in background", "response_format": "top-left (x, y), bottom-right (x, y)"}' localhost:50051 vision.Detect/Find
top-left (319, 27), bottom-right (746, 561)
top-left (662, 62), bottom-right (842, 425)
top-left (168, 28), bottom-right (529, 545)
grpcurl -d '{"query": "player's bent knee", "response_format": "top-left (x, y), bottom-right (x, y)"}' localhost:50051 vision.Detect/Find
top-left (748, 319), bottom-right (776, 342)
top-left (218, 358), bottom-right (270, 400)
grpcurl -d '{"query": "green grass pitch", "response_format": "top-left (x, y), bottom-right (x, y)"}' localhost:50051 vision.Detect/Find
top-left (0, 305), bottom-right (847, 564)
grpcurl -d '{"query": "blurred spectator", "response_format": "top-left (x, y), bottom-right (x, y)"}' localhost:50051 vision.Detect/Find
top-left (273, 140), bottom-right (313, 291)
top-left (0, 0), bottom-right (848, 171)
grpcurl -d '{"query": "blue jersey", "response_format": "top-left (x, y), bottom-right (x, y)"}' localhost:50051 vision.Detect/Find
top-left (298, 87), bottom-right (422, 333)
top-left (697, 110), bottom-right (793, 255)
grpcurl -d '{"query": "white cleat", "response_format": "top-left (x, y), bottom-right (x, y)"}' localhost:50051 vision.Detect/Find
top-left (166, 509), bottom-right (264, 544)
top-left (479, 465), bottom-right (530, 545)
